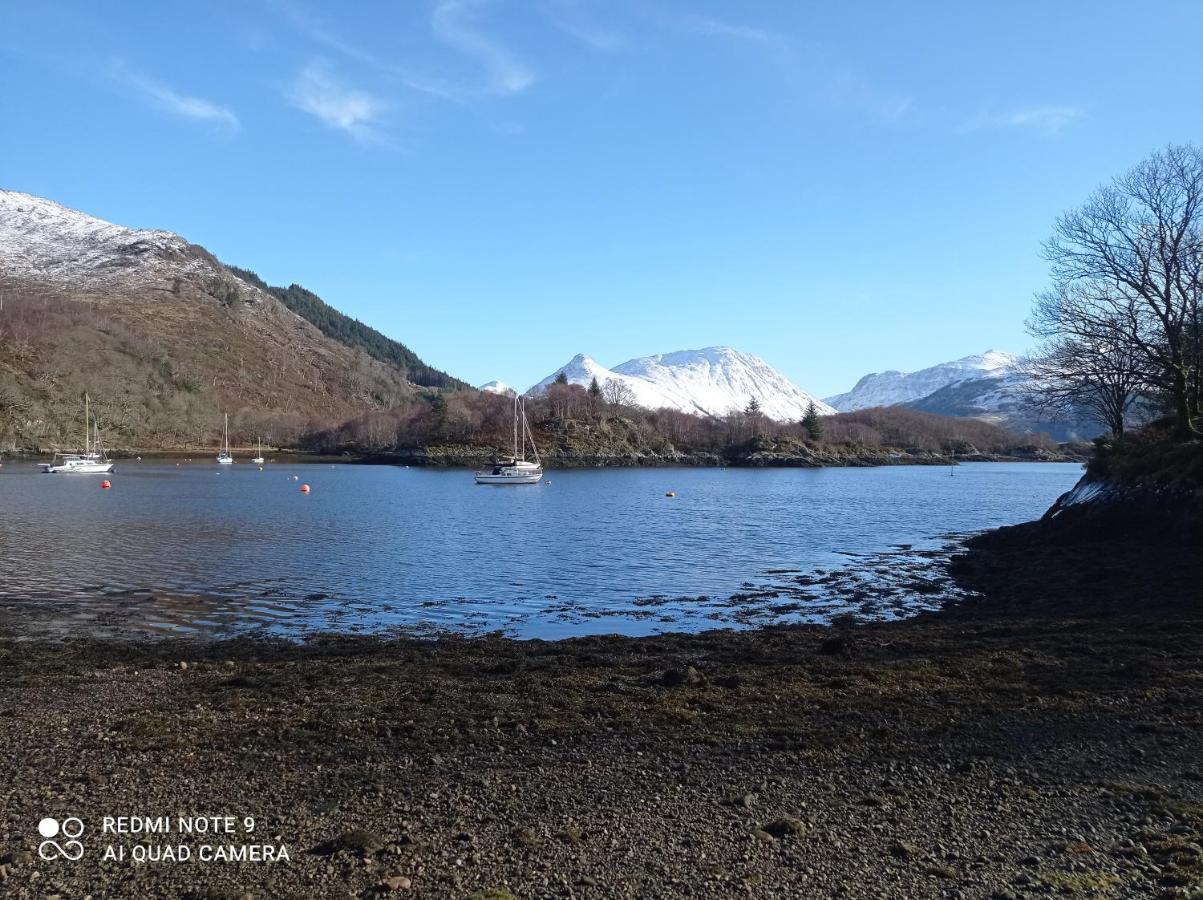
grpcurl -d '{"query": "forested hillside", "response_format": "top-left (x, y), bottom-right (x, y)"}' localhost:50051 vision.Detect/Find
top-left (228, 268), bottom-right (466, 391)
top-left (0, 190), bottom-right (465, 452)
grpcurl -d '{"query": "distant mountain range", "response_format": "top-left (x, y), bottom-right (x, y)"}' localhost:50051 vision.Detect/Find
top-left (824, 351), bottom-right (1019, 411)
top-left (0, 189), bottom-right (460, 450)
top-left (524, 347), bottom-right (836, 421)
top-left (825, 350), bottom-right (1103, 440)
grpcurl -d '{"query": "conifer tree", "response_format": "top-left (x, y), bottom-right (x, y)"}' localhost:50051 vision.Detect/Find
top-left (802, 401), bottom-right (824, 440)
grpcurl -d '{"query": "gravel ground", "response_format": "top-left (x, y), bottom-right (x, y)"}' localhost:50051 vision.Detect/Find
top-left (0, 528), bottom-right (1200, 899)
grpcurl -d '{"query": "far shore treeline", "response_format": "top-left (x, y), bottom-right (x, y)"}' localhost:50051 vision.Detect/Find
top-left (301, 386), bottom-right (1057, 464)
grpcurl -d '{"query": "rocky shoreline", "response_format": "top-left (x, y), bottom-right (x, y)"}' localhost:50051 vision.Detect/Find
top-left (1, 503), bottom-right (1199, 898)
top-left (353, 443), bottom-right (1080, 469)
top-left (2, 444), bottom-right (1083, 470)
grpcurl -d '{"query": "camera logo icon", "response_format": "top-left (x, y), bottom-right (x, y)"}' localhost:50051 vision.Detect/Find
top-left (37, 817), bottom-right (84, 861)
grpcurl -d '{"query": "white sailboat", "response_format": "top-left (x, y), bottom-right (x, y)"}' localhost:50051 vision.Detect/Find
top-left (217, 413), bottom-right (234, 464)
top-left (40, 394), bottom-right (115, 474)
top-left (475, 396), bottom-right (543, 485)
top-left (251, 437), bottom-right (265, 466)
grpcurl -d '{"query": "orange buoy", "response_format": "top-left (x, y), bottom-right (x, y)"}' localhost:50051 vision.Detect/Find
top-left (300, 483), bottom-right (311, 493)
top-left (101, 479), bottom-right (112, 489)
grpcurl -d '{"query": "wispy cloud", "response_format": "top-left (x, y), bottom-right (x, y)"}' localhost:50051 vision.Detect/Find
top-left (678, 13), bottom-right (788, 47)
top-left (288, 61), bottom-right (388, 142)
top-left (825, 66), bottom-right (915, 123)
top-left (270, 0), bottom-right (379, 68)
top-left (962, 105), bottom-right (1088, 137)
top-left (110, 60), bottom-right (238, 129)
top-left (269, 0), bottom-right (466, 102)
top-left (652, 10), bottom-right (912, 124)
top-left (432, 0), bottom-right (535, 95)
top-left (543, 0), bottom-right (625, 51)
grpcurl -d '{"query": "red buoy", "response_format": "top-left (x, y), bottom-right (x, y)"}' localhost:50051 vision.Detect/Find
top-left (300, 483), bottom-right (311, 493)
top-left (101, 479), bottom-right (112, 489)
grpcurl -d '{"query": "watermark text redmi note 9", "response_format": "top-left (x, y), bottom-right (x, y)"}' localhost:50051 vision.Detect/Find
top-left (36, 814), bottom-right (290, 864)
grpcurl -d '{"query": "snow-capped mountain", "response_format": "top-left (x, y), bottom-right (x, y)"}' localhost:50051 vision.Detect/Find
top-left (824, 351), bottom-right (1019, 412)
top-left (825, 349), bottom-right (1106, 440)
top-left (478, 380), bottom-right (517, 397)
top-left (0, 189), bottom-right (228, 292)
top-left (528, 347), bottom-right (835, 421)
top-left (0, 188), bottom-right (463, 447)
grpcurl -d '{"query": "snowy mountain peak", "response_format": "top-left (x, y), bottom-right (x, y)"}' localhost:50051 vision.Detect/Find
top-left (825, 350), bottom-right (1020, 412)
top-left (529, 347), bottom-right (834, 421)
top-left (961, 350), bottom-right (1019, 371)
top-left (0, 188), bottom-right (205, 287)
top-left (478, 380), bottom-right (517, 397)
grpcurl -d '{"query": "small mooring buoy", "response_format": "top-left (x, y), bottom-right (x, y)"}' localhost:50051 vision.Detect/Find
top-left (300, 483), bottom-right (311, 494)
top-left (101, 479), bottom-right (111, 490)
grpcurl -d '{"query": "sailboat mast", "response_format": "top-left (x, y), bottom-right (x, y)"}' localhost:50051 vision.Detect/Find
top-left (513, 396), bottom-right (519, 461)
top-left (84, 393), bottom-right (90, 455)
top-left (523, 401), bottom-right (540, 465)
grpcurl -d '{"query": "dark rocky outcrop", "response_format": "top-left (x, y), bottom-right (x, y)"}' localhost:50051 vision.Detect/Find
top-left (1038, 475), bottom-right (1203, 544)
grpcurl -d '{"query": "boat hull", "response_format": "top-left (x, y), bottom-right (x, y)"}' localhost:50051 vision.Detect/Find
top-left (474, 471), bottom-right (543, 485)
top-left (41, 462), bottom-right (115, 474)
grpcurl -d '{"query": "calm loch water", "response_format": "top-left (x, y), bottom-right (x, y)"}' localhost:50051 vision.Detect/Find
top-left (0, 460), bottom-right (1083, 639)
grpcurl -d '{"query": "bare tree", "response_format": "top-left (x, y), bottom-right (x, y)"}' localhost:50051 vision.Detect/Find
top-left (1041, 144), bottom-right (1203, 434)
top-left (1019, 340), bottom-right (1144, 438)
top-left (601, 379), bottom-right (637, 410)
top-left (1025, 282), bottom-right (1151, 437)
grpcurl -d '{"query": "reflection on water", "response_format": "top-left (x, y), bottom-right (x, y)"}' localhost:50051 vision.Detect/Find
top-left (0, 460), bottom-right (1082, 640)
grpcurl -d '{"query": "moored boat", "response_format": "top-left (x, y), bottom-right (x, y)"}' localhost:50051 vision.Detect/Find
top-left (475, 397), bottom-right (543, 485)
top-left (217, 413), bottom-right (234, 464)
top-left (40, 394), bottom-right (115, 474)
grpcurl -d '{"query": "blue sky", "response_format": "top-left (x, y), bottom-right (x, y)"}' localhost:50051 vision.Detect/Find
top-left (4, 2), bottom-right (1202, 397)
